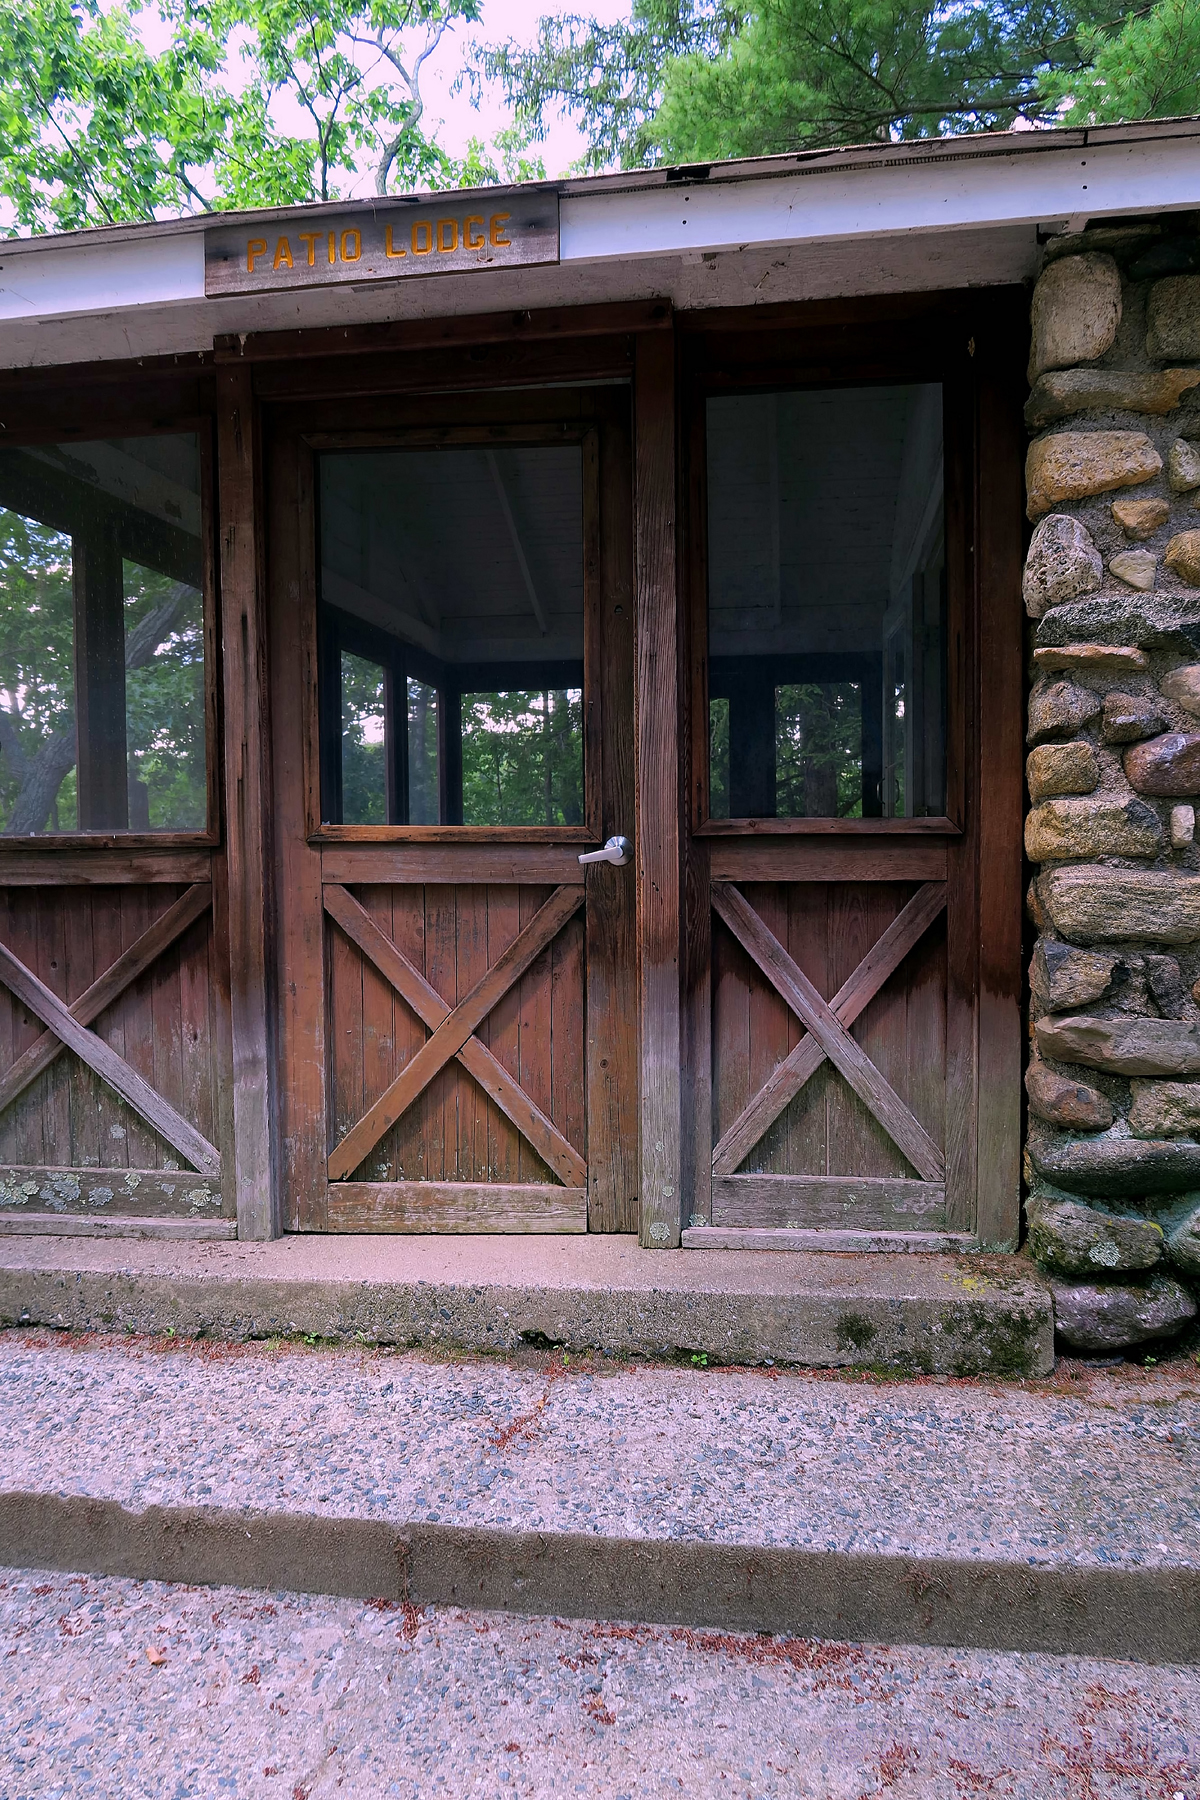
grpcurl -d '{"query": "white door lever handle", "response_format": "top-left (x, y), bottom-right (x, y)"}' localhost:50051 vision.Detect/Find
top-left (578, 835), bottom-right (632, 867)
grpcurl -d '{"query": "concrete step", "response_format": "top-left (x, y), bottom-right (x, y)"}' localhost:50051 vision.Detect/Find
top-left (4, 1566), bottom-right (1198, 1800)
top-left (0, 1231), bottom-right (1056, 1378)
top-left (1, 1331), bottom-right (1196, 1664)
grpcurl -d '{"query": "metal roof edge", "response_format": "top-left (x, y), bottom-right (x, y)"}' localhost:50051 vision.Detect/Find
top-left (2, 115), bottom-right (1199, 261)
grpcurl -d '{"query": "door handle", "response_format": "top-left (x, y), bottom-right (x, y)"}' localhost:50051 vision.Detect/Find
top-left (578, 835), bottom-right (632, 867)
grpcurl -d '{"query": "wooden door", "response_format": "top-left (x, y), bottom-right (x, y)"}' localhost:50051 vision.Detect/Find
top-left (680, 299), bottom-right (1025, 1253)
top-left (267, 384), bottom-right (638, 1233)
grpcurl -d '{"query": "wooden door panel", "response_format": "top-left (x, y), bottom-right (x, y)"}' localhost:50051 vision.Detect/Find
top-left (270, 384), bottom-right (636, 1235)
top-left (323, 880), bottom-right (586, 1226)
top-left (0, 878), bottom-right (232, 1225)
top-left (710, 877), bottom-right (951, 1233)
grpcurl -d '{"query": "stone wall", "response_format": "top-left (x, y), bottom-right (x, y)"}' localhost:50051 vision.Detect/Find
top-left (1022, 226), bottom-right (1200, 1355)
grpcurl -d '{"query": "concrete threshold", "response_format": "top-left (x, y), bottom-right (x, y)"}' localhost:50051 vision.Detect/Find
top-left (0, 1334), bottom-right (1196, 1664)
top-left (0, 1232), bottom-right (1055, 1377)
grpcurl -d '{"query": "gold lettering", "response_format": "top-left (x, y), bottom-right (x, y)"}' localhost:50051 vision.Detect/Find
top-left (412, 220), bottom-right (432, 255)
top-left (273, 237), bottom-right (293, 271)
top-left (384, 223), bottom-right (406, 259)
top-left (437, 218), bottom-right (458, 253)
top-left (341, 229), bottom-right (361, 263)
top-left (464, 216), bottom-right (485, 249)
top-left (298, 232), bottom-right (319, 267)
top-left (328, 231), bottom-right (337, 265)
top-left (246, 237), bottom-right (268, 273)
top-left (489, 213), bottom-right (512, 248)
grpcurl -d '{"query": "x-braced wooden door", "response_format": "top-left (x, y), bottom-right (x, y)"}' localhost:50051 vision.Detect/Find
top-left (268, 379), bottom-right (638, 1233)
top-left (680, 304), bottom-right (1025, 1251)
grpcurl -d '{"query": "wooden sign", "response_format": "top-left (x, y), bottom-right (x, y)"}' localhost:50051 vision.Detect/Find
top-left (204, 190), bottom-right (559, 296)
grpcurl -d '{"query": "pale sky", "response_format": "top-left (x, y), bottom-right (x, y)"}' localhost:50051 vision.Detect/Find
top-left (137, 0), bottom-right (631, 190)
top-left (417, 0), bottom-right (631, 179)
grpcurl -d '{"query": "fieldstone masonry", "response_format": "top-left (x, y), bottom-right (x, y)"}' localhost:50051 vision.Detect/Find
top-left (1022, 226), bottom-right (1200, 1353)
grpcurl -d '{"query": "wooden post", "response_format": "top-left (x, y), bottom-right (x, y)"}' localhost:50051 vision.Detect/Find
top-left (634, 326), bottom-right (684, 1249)
top-left (974, 301), bottom-right (1027, 1251)
top-left (216, 365), bottom-right (278, 1240)
top-left (73, 522), bottom-right (129, 831)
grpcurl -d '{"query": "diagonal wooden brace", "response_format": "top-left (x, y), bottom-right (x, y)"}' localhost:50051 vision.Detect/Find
top-left (0, 937), bottom-right (221, 1180)
top-left (713, 882), bottom-right (947, 1176)
top-left (328, 885), bottom-right (584, 1181)
top-left (711, 882), bottom-right (945, 1184)
top-left (323, 884), bottom-right (587, 1189)
top-left (0, 884), bottom-right (213, 1121)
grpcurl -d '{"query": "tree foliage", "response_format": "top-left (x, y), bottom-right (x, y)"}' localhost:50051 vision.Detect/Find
top-left (1043, 0), bottom-right (1200, 125)
top-left (482, 0), bottom-right (744, 172)
top-left (0, 0), bottom-right (535, 232)
top-left (487, 0), bottom-right (1197, 172)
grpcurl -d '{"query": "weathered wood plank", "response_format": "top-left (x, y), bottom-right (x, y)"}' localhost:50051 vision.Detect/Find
top-left (321, 848), bottom-right (585, 886)
top-left (326, 1182), bottom-right (586, 1233)
top-left (634, 325), bottom-right (684, 1249)
top-left (323, 885), bottom-right (587, 1188)
top-left (682, 1225), bottom-right (973, 1254)
top-left (218, 363), bottom-right (277, 1237)
top-left (328, 885), bottom-right (584, 1180)
top-left (708, 841), bottom-right (948, 883)
top-left (0, 1212), bottom-right (235, 1239)
top-left (0, 941), bottom-right (220, 1178)
top-left (711, 1172), bottom-right (947, 1230)
top-left (213, 299), bottom-right (669, 365)
top-left (0, 851), bottom-right (212, 885)
top-left (584, 401), bottom-right (638, 1231)
top-left (0, 886), bottom-right (213, 1121)
top-left (270, 422), bottom-right (329, 1228)
top-left (974, 309), bottom-right (1026, 1251)
top-left (711, 883), bottom-right (945, 1185)
top-left (0, 1164), bottom-right (223, 1218)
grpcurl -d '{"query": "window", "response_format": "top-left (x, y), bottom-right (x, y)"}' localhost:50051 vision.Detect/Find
top-left (706, 385), bottom-right (946, 821)
top-left (317, 443), bottom-right (585, 828)
top-left (0, 433), bottom-right (208, 835)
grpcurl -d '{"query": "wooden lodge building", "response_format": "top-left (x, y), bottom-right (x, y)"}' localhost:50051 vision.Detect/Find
top-left (3, 117), bottom-right (1200, 1279)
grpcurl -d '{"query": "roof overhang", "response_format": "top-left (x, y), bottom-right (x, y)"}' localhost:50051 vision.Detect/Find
top-left (2, 117), bottom-right (1200, 371)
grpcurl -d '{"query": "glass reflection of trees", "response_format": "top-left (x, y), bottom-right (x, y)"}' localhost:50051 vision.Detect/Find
top-left (0, 436), bottom-right (206, 836)
top-left (461, 688), bottom-right (583, 828)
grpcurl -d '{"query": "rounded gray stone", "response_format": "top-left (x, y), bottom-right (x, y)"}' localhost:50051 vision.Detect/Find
top-left (1050, 1272), bottom-right (1197, 1351)
top-left (1147, 273), bottom-right (1200, 360)
top-left (1022, 515), bottom-right (1103, 618)
top-left (1028, 1131), bottom-right (1200, 1196)
top-left (1039, 865), bottom-right (1200, 945)
top-left (1026, 680), bottom-right (1102, 746)
top-left (1161, 1195), bottom-right (1200, 1275)
top-left (1028, 254), bottom-right (1121, 379)
top-left (1035, 1013), bottom-right (1200, 1078)
top-left (1026, 1194), bottom-right (1163, 1277)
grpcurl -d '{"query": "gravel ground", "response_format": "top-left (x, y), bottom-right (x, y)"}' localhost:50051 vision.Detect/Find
top-left (1, 1333), bottom-right (1197, 1568)
top-left (1, 1566), bottom-right (1197, 1800)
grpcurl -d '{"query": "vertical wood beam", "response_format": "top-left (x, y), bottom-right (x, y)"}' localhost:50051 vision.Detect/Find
top-left (217, 365), bottom-right (278, 1239)
top-left (975, 299), bottom-right (1027, 1251)
top-left (73, 523), bottom-right (129, 831)
top-left (634, 326), bottom-right (684, 1248)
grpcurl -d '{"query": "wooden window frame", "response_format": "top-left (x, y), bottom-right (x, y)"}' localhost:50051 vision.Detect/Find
top-left (684, 326), bottom-right (971, 840)
top-left (301, 420), bottom-right (604, 845)
top-left (0, 413), bottom-right (221, 853)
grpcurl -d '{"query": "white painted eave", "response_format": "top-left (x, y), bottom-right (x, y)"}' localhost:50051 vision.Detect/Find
top-left (1, 117), bottom-right (1199, 365)
top-left (559, 127), bottom-right (1200, 264)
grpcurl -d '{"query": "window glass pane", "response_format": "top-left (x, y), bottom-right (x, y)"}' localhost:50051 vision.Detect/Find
top-left (706, 386), bottom-right (945, 820)
top-left (462, 688), bottom-right (584, 826)
top-left (123, 559), bottom-right (206, 830)
top-left (341, 651), bottom-right (388, 826)
top-left (318, 445), bottom-right (584, 826)
top-left (0, 434), bottom-right (206, 835)
top-left (406, 677), bottom-right (439, 825)
top-left (0, 508), bottom-right (76, 833)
